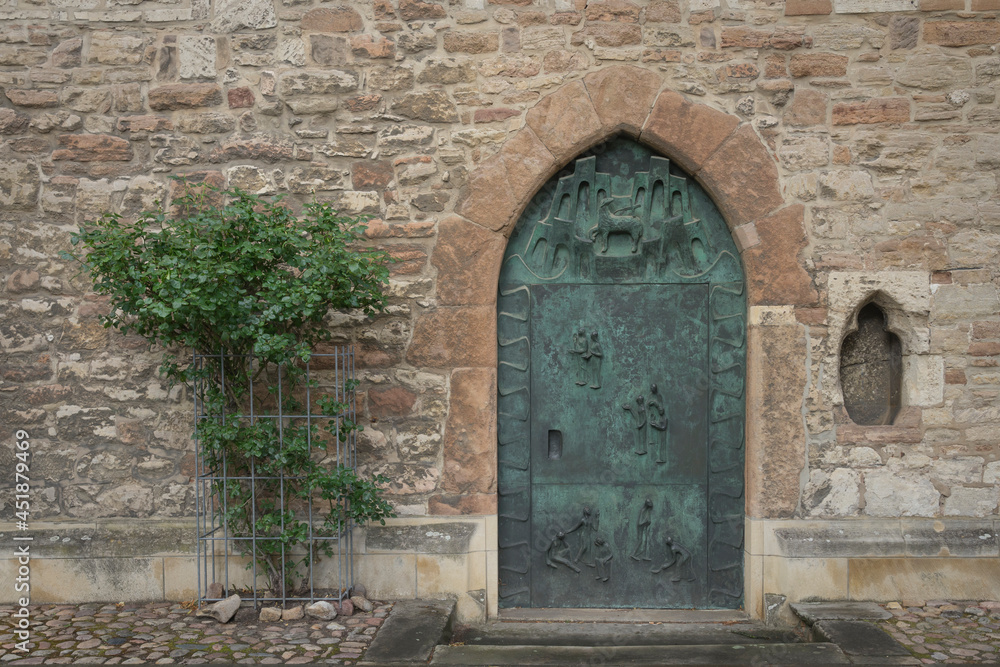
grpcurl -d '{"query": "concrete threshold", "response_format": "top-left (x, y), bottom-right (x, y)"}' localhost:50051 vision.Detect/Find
top-left (497, 607), bottom-right (749, 623)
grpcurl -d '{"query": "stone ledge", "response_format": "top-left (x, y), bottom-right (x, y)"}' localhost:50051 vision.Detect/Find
top-left (0, 520), bottom-right (196, 558)
top-left (750, 518), bottom-right (1000, 558)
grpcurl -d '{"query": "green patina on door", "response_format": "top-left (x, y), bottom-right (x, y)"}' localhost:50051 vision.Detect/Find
top-left (497, 137), bottom-right (746, 609)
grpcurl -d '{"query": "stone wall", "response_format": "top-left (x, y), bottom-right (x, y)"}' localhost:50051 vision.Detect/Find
top-left (0, 0), bottom-right (999, 620)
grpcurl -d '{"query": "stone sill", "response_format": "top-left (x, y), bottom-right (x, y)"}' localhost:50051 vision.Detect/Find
top-left (835, 406), bottom-right (923, 444)
top-left (747, 517), bottom-right (999, 559)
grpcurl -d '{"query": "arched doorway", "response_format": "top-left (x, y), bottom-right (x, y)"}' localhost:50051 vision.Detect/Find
top-left (496, 136), bottom-right (746, 610)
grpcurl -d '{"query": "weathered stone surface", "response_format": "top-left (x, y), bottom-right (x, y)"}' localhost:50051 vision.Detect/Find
top-left (277, 69), bottom-right (358, 96)
top-left (227, 87), bottom-right (254, 108)
top-left (52, 134), bottom-right (133, 162)
top-left (368, 64), bottom-right (415, 91)
top-left (352, 161), bottom-right (394, 190)
top-left (525, 79), bottom-right (603, 163)
top-left (399, 0), bottom-right (447, 20)
top-left (641, 90), bottom-right (739, 175)
top-left (700, 124), bottom-right (784, 227)
top-left (743, 206), bottom-right (819, 307)
top-left (418, 58), bottom-right (477, 84)
top-left (281, 606), bottom-right (304, 621)
top-left (305, 601), bottom-right (338, 620)
top-left (864, 469), bottom-right (940, 517)
top-left (407, 307), bottom-right (496, 368)
top-left (0, 108), bottom-right (30, 134)
top-left (178, 35), bottom-right (216, 80)
top-left (440, 368), bottom-right (496, 495)
top-left (149, 84), bottom-right (222, 110)
top-left (52, 37), bottom-right (82, 68)
top-left (176, 113), bottom-right (236, 134)
top-left (352, 34), bottom-right (395, 59)
top-left (572, 23), bottom-right (642, 47)
top-left (212, 0), bottom-right (276, 32)
top-left (895, 53), bottom-right (972, 91)
top-left (391, 91), bottom-right (459, 123)
top-left (820, 171), bottom-right (875, 201)
top-left (0, 161), bottom-right (41, 210)
top-left (196, 594), bottom-right (241, 623)
top-left (443, 31), bottom-right (499, 53)
top-left (789, 53), bottom-right (848, 78)
top-left (5, 89), bottom-right (59, 108)
top-left (368, 386), bottom-right (417, 418)
top-left (747, 321), bottom-right (807, 518)
top-left (259, 607), bottom-right (282, 622)
top-left (302, 6), bottom-right (363, 32)
top-left (832, 98), bottom-right (909, 125)
top-left (803, 468), bottom-right (861, 516)
top-left (924, 21), bottom-right (1000, 47)
top-left (584, 65), bottom-right (662, 135)
top-left (778, 136), bottom-right (829, 170)
top-left (785, 89), bottom-right (827, 126)
top-left (433, 216), bottom-right (505, 306)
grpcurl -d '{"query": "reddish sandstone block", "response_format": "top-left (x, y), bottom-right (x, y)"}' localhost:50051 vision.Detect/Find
top-left (789, 53), bottom-right (848, 77)
top-left (428, 493), bottom-right (497, 515)
top-left (5, 89), bottom-right (58, 108)
top-left (833, 98), bottom-right (910, 125)
top-left (456, 155), bottom-right (517, 233)
top-left (785, 0), bottom-right (832, 14)
top-left (640, 89), bottom-right (739, 174)
top-left (148, 83), bottom-right (222, 110)
top-left (351, 34), bottom-right (395, 58)
top-left (52, 134), bottom-right (133, 162)
top-left (352, 161), bottom-right (394, 190)
top-left (969, 342), bottom-right (1000, 356)
top-left (584, 65), bottom-right (663, 136)
top-left (368, 386), bottom-right (417, 418)
top-left (785, 89), bottom-right (828, 126)
top-left (398, 0), bottom-right (447, 19)
top-left (699, 124), bottom-right (784, 228)
top-left (227, 87), bottom-right (254, 108)
top-left (923, 20), bottom-right (1000, 46)
top-left (972, 0), bottom-right (1000, 9)
top-left (742, 205), bottom-right (819, 307)
top-left (406, 307), bottom-right (497, 368)
top-left (524, 79), bottom-right (604, 163)
top-left (433, 216), bottom-right (506, 307)
top-left (440, 367), bottom-right (497, 495)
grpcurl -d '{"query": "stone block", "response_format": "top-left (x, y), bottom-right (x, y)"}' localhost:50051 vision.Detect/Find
top-left (456, 155), bottom-right (516, 233)
top-left (833, 98), bottom-right (910, 125)
top-left (212, 0), bottom-right (276, 32)
top-left (525, 80), bottom-right (603, 164)
top-left (178, 35), bottom-right (215, 80)
top-left (742, 205), bottom-right (818, 307)
top-left (943, 487), bottom-right (999, 517)
top-left (433, 216), bottom-right (505, 307)
top-left (367, 522), bottom-right (476, 553)
top-left (407, 307), bottom-right (496, 368)
top-left (863, 468), bottom-right (939, 517)
top-left (785, 0), bottom-right (833, 13)
top-left (848, 558), bottom-right (1000, 601)
top-left (789, 53), bottom-right (849, 78)
top-left (899, 519), bottom-right (999, 559)
top-left (148, 83), bottom-right (222, 110)
top-left (819, 170), bottom-right (875, 201)
top-left (896, 53), bottom-right (972, 90)
top-left (803, 468), bottom-right (861, 516)
top-left (763, 556), bottom-right (848, 605)
top-left (640, 90), bottom-right (738, 175)
top-left (924, 20), bottom-right (1000, 46)
top-left (399, 0), bottom-right (447, 20)
top-left (769, 520), bottom-right (907, 557)
top-left (428, 494), bottom-right (498, 515)
top-left (747, 323), bottom-right (807, 518)
top-left (699, 125), bottom-right (784, 228)
top-left (440, 367), bottom-right (496, 495)
top-left (301, 6), bottom-right (362, 32)
top-left (931, 284), bottom-right (999, 323)
top-left (52, 134), bottom-right (132, 162)
top-left (584, 65), bottom-right (662, 136)
top-left (903, 355), bottom-right (943, 407)
top-left (354, 554), bottom-right (417, 598)
top-left (0, 160), bottom-right (40, 210)
top-left (391, 91), bottom-right (459, 123)
top-left (785, 89), bottom-right (828, 126)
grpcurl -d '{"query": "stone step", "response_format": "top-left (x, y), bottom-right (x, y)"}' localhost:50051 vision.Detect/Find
top-left (360, 599), bottom-right (456, 666)
top-left (430, 642), bottom-right (850, 665)
top-left (452, 620), bottom-right (800, 646)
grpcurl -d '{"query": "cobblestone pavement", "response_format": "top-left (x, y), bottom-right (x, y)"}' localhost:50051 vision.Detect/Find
top-left (878, 600), bottom-right (1000, 664)
top-left (0, 600), bottom-right (390, 665)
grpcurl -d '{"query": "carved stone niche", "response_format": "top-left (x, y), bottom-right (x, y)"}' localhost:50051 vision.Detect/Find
top-left (839, 302), bottom-right (902, 426)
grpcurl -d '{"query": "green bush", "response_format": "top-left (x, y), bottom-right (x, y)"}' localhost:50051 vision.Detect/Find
top-left (65, 182), bottom-right (396, 597)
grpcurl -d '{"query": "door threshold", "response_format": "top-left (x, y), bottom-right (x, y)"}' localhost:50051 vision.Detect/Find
top-left (496, 608), bottom-right (750, 623)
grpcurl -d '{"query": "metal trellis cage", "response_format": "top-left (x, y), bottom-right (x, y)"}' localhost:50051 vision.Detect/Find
top-left (194, 347), bottom-right (356, 607)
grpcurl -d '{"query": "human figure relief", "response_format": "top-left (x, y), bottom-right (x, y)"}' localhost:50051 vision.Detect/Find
top-left (623, 394), bottom-right (647, 455)
top-left (571, 328), bottom-right (589, 386)
top-left (594, 537), bottom-right (613, 582)
top-left (565, 507), bottom-right (600, 567)
top-left (546, 532), bottom-right (581, 573)
top-left (646, 383), bottom-right (668, 464)
top-left (587, 332), bottom-right (603, 389)
top-left (651, 535), bottom-right (695, 582)
top-left (630, 498), bottom-right (653, 561)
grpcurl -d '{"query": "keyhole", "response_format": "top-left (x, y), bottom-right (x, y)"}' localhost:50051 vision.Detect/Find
top-left (548, 430), bottom-right (563, 460)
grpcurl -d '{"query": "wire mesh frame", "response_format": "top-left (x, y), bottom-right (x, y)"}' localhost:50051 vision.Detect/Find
top-left (194, 348), bottom-right (356, 607)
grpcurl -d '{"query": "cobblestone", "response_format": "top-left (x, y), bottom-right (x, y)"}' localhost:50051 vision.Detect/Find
top-left (877, 601), bottom-right (1000, 664)
top-left (0, 601), bottom-right (390, 665)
